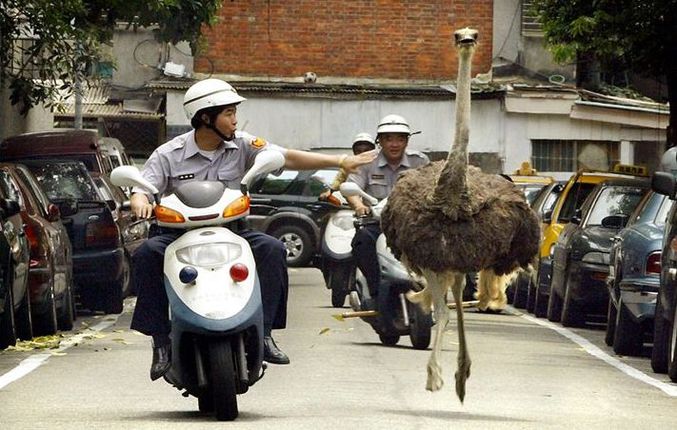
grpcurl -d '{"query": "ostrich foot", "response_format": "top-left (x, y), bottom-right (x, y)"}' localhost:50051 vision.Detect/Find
top-left (454, 357), bottom-right (471, 403)
top-left (426, 362), bottom-right (444, 392)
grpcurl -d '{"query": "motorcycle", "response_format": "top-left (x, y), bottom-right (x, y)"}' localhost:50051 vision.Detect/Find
top-left (110, 150), bottom-right (286, 421)
top-left (319, 193), bottom-right (356, 308)
top-left (339, 183), bottom-right (432, 350)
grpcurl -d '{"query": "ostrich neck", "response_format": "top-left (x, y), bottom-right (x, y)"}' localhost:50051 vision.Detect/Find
top-left (447, 48), bottom-right (473, 171)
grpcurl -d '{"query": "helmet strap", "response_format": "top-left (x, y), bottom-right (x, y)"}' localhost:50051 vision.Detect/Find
top-left (206, 122), bottom-right (234, 141)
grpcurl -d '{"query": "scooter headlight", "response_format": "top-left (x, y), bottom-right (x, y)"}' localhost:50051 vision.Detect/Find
top-left (176, 242), bottom-right (242, 268)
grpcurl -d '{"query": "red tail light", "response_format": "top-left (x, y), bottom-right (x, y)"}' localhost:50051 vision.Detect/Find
top-left (86, 221), bottom-right (120, 248)
top-left (23, 222), bottom-right (39, 254)
top-left (646, 252), bottom-right (661, 275)
top-left (229, 263), bottom-right (249, 282)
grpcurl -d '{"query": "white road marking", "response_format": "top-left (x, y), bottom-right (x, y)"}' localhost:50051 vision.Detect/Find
top-left (519, 312), bottom-right (677, 397)
top-left (0, 317), bottom-right (121, 390)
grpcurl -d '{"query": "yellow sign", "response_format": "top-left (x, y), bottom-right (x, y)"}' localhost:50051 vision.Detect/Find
top-left (612, 164), bottom-right (648, 176)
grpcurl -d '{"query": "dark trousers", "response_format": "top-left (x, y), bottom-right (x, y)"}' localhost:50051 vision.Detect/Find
top-left (351, 223), bottom-right (382, 296)
top-left (130, 227), bottom-right (288, 338)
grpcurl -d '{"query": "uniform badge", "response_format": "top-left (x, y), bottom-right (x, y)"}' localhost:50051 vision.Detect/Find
top-left (178, 174), bottom-right (195, 180)
top-left (371, 174), bottom-right (385, 179)
top-left (251, 137), bottom-right (267, 148)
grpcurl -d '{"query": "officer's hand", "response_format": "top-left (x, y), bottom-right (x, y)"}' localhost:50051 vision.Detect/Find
top-left (354, 205), bottom-right (372, 217)
top-left (342, 149), bottom-right (378, 174)
top-left (131, 193), bottom-right (154, 219)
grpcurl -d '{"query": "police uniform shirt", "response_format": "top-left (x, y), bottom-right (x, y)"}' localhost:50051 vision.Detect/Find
top-left (346, 149), bottom-right (429, 200)
top-left (135, 130), bottom-right (285, 197)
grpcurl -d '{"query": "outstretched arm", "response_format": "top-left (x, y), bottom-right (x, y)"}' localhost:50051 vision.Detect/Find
top-left (283, 149), bottom-right (377, 173)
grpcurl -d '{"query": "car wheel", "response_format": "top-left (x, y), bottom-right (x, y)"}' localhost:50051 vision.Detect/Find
top-left (0, 285), bottom-right (17, 349)
top-left (651, 293), bottom-right (670, 373)
top-left (121, 252), bottom-right (132, 298)
top-left (547, 286), bottom-right (563, 322)
top-left (612, 299), bottom-right (643, 356)
top-left (57, 280), bottom-right (75, 331)
top-left (605, 298), bottom-right (617, 347)
top-left (561, 271), bottom-right (585, 327)
top-left (104, 280), bottom-right (124, 314)
top-left (14, 283), bottom-right (32, 341)
top-left (271, 225), bottom-right (314, 267)
top-left (668, 301), bottom-right (677, 382)
top-left (525, 279), bottom-right (536, 312)
top-left (33, 285), bottom-right (58, 336)
top-left (512, 273), bottom-right (529, 309)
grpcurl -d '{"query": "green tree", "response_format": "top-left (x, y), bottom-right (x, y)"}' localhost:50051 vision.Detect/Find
top-left (0, 0), bottom-right (223, 114)
top-left (533, 0), bottom-right (677, 148)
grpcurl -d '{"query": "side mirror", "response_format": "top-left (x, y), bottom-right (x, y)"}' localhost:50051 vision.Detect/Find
top-left (46, 203), bottom-right (61, 222)
top-left (0, 198), bottom-right (21, 218)
top-left (601, 214), bottom-right (628, 229)
top-left (110, 165), bottom-right (159, 195)
top-left (652, 172), bottom-right (677, 198)
top-left (542, 210), bottom-right (553, 224)
top-left (571, 208), bottom-right (582, 225)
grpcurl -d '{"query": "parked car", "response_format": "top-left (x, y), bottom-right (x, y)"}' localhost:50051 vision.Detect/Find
top-left (0, 183), bottom-right (31, 347)
top-left (605, 191), bottom-right (672, 356)
top-left (247, 168), bottom-right (342, 267)
top-left (22, 160), bottom-right (126, 314)
top-left (533, 169), bottom-right (642, 318)
top-left (98, 137), bottom-right (133, 169)
top-left (0, 129), bottom-right (113, 175)
top-left (91, 172), bottom-right (149, 296)
top-left (548, 177), bottom-right (649, 327)
top-left (511, 180), bottom-right (564, 309)
top-left (649, 171), bottom-right (677, 380)
top-left (0, 163), bottom-right (74, 335)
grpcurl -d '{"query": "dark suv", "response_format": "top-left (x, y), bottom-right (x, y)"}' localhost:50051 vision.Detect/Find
top-left (22, 160), bottom-right (127, 314)
top-left (247, 169), bottom-right (341, 267)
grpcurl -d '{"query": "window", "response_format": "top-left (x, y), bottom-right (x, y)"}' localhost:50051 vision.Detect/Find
top-left (586, 186), bottom-right (646, 226)
top-left (532, 140), bottom-right (619, 172)
top-left (521, 0), bottom-right (543, 36)
top-left (256, 171), bottom-right (299, 195)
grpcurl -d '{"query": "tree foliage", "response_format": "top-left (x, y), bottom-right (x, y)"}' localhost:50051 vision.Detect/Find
top-left (0, 0), bottom-right (223, 114)
top-left (533, 0), bottom-right (677, 146)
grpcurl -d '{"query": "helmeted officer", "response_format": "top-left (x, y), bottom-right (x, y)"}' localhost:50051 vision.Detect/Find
top-left (324, 132), bottom-right (376, 194)
top-left (345, 114), bottom-right (429, 309)
top-left (130, 78), bottom-right (376, 381)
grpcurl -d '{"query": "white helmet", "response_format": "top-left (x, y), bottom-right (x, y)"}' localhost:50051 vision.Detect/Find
top-left (352, 132), bottom-right (375, 146)
top-left (183, 79), bottom-right (247, 120)
top-left (661, 147), bottom-right (677, 174)
top-left (376, 114), bottom-right (411, 136)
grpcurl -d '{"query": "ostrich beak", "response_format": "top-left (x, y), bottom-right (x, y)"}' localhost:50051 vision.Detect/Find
top-left (454, 28), bottom-right (478, 46)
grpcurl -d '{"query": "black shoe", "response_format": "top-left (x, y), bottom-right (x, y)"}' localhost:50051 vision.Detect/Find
top-left (150, 344), bottom-right (171, 381)
top-left (263, 336), bottom-right (290, 365)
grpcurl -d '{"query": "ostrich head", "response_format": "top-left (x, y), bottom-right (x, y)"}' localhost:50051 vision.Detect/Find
top-left (454, 27), bottom-right (478, 49)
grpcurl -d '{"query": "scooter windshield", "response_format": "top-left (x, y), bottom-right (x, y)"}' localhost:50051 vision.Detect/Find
top-left (174, 181), bottom-right (226, 208)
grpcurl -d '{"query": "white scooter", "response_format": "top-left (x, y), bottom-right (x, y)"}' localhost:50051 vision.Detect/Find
top-left (339, 183), bottom-right (432, 350)
top-left (110, 151), bottom-right (285, 421)
top-left (320, 199), bottom-right (356, 308)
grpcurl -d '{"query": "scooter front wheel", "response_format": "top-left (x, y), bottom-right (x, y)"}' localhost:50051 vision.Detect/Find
top-left (379, 333), bottom-right (400, 346)
top-left (329, 264), bottom-right (354, 308)
top-left (408, 302), bottom-right (432, 350)
top-left (207, 339), bottom-right (239, 421)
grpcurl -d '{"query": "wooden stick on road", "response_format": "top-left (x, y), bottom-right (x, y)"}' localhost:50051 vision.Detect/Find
top-left (332, 300), bottom-right (479, 321)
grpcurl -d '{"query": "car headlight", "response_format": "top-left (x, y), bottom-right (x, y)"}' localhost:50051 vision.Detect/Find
top-left (176, 242), bottom-right (242, 268)
top-left (582, 251), bottom-right (609, 265)
top-left (331, 213), bottom-right (354, 231)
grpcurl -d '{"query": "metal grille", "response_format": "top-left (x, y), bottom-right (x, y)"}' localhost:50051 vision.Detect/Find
top-left (521, 0), bottom-right (543, 36)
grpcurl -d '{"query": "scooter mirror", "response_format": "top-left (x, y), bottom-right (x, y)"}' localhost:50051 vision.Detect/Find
top-left (110, 165), bottom-right (159, 195)
top-left (241, 150), bottom-right (286, 194)
top-left (339, 182), bottom-right (378, 206)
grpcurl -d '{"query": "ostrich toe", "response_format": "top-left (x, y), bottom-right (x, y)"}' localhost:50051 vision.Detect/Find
top-left (426, 362), bottom-right (444, 392)
top-left (455, 356), bottom-right (471, 403)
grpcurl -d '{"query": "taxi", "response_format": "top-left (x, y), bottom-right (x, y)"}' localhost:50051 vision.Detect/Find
top-left (532, 164), bottom-right (649, 318)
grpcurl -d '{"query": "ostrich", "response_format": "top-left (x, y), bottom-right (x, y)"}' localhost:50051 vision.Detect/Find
top-left (380, 28), bottom-right (540, 402)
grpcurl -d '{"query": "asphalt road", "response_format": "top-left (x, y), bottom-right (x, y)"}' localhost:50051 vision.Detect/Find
top-left (1, 267), bottom-right (676, 429)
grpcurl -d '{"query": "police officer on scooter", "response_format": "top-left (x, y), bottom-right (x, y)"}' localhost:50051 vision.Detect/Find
top-left (345, 115), bottom-right (429, 311)
top-left (130, 78), bottom-right (376, 381)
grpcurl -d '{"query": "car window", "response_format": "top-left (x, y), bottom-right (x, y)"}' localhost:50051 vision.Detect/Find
top-left (256, 170), bottom-right (299, 194)
top-left (0, 170), bottom-right (22, 204)
top-left (586, 186), bottom-right (646, 226)
top-left (519, 184), bottom-right (547, 205)
top-left (304, 169), bottom-right (337, 196)
top-left (655, 196), bottom-right (674, 225)
top-left (109, 155), bottom-right (121, 168)
top-left (15, 154), bottom-right (99, 172)
top-left (559, 182), bottom-right (596, 222)
top-left (29, 163), bottom-right (100, 201)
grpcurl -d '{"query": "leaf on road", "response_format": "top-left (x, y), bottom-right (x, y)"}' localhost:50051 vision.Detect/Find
top-left (112, 338), bottom-right (130, 345)
top-left (331, 314), bottom-right (345, 322)
top-left (5, 334), bottom-right (63, 351)
top-left (319, 327), bottom-right (331, 335)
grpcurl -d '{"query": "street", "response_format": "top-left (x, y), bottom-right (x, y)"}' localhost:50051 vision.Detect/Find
top-left (1, 267), bottom-right (676, 429)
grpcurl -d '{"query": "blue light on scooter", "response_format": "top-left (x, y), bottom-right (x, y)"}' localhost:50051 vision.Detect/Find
top-left (179, 266), bottom-right (198, 284)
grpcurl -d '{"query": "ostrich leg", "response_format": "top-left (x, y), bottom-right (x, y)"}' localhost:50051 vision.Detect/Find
top-left (422, 270), bottom-right (452, 392)
top-left (451, 272), bottom-right (471, 403)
